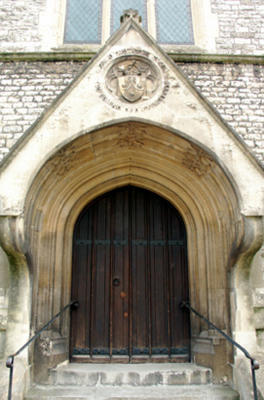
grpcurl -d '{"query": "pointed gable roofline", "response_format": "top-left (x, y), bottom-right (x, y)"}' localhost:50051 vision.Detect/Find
top-left (0, 13), bottom-right (263, 217)
top-left (0, 16), bottom-right (263, 173)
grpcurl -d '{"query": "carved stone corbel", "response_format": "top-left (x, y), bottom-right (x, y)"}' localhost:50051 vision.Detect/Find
top-left (230, 215), bottom-right (263, 350)
top-left (231, 215), bottom-right (263, 275)
top-left (0, 216), bottom-right (27, 260)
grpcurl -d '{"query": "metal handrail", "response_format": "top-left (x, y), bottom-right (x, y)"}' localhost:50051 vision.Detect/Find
top-left (180, 300), bottom-right (260, 400)
top-left (6, 300), bottom-right (79, 400)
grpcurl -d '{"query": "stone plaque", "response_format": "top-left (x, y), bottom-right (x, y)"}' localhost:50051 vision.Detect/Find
top-left (96, 49), bottom-right (171, 112)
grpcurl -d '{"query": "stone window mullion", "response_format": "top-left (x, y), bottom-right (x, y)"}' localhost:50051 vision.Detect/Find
top-left (147, 0), bottom-right (157, 39)
top-left (102, 0), bottom-right (111, 43)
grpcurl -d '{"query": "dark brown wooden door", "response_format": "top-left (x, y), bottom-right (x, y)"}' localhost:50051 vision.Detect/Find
top-left (70, 186), bottom-right (190, 362)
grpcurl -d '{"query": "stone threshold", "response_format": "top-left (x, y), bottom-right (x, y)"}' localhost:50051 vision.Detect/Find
top-left (48, 363), bottom-right (212, 387)
top-left (25, 384), bottom-right (239, 399)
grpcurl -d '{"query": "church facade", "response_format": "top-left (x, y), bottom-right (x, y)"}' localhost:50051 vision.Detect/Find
top-left (0, 1), bottom-right (263, 399)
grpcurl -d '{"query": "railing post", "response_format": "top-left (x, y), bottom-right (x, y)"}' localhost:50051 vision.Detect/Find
top-left (180, 300), bottom-right (260, 400)
top-left (251, 359), bottom-right (260, 400)
top-left (6, 356), bottom-right (14, 400)
top-left (5, 300), bottom-right (79, 400)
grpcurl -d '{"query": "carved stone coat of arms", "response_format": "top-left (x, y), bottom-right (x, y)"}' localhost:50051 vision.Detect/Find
top-left (106, 57), bottom-right (159, 103)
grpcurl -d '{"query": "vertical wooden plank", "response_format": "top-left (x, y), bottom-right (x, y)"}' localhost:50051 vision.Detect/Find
top-left (91, 197), bottom-right (111, 355)
top-left (149, 195), bottom-right (168, 355)
top-left (71, 203), bottom-right (93, 356)
top-left (128, 188), bottom-right (133, 360)
top-left (109, 194), bottom-right (113, 359)
top-left (165, 204), bottom-right (172, 358)
top-left (111, 188), bottom-right (129, 355)
top-left (131, 188), bottom-right (149, 356)
top-left (89, 204), bottom-right (96, 357)
top-left (168, 205), bottom-right (189, 355)
top-left (147, 195), bottom-right (152, 358)
top-left (71, 186), bottom-right (190, 362)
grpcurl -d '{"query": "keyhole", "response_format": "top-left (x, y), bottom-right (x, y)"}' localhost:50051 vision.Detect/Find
top-left (113, 278), bottom-right (120, 287)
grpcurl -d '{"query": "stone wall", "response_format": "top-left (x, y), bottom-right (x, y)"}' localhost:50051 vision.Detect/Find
top-left (180, 62), bottom-right (264, 167)
top-left (251, 244), bottom-right (264, 348)
top-left (0, 0), bottom-right (47, 52)
top-left (211, 0), bottom-right (264, 55)
top-left (0, 248), bottom-right (9, 360)
top-left (0, 61), bottom-right (85, 160)
top-left (0, 0), bottom-right (264, 54)
top-left (0, 60), bottom-right (263, 167)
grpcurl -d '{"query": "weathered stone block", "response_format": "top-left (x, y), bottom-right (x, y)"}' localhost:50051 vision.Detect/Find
top-left (256, 329), bottom-right (264, 347)
top-left (167, 372), bottom-right (187, 385)
top-left (253, 289), bottom-right (264, 307)
top-left (142, 372), bottom-right (163, 386)
top-left (254, 308), bottom-right (264, 329)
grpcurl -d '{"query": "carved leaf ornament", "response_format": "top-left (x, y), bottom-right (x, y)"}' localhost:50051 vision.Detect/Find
top-left (183, 145), bottom-right (214, 176)
top-left (116, 123), bottom-right (146, 147)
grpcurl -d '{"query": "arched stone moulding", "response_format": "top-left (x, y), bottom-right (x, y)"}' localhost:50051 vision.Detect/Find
top-left (23, 121), bottom-right (246, 379)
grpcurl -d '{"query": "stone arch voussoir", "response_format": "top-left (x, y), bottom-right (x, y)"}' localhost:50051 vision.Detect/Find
top-left (24, 121), bottom-right (243, 382)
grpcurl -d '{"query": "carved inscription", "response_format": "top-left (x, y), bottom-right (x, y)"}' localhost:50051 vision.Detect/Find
top-left (182, 145), bottom-right (214, 177)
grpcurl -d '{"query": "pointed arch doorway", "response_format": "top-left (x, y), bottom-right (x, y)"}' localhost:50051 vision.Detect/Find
top-left (70, 186), bottom-right (190, 362)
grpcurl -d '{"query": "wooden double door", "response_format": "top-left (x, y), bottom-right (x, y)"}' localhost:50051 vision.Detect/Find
top-left (71, 186), bottom-right (190, 362)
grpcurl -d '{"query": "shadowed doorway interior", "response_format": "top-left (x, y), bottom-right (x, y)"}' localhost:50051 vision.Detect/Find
top-left (70, 186), bottom-right (190, 362)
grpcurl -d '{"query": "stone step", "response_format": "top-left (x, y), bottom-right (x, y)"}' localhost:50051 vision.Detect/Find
top-left (48, 363), bottom-right (212, 387)
top-left (24, 384), bottom-right (240, 400)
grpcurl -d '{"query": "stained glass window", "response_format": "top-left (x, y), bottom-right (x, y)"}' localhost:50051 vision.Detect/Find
top-left (156, 0), bottom-right (194, 44)
top-left (111, 0), bottom-right (147, 34)
top-left (64, 0), bottom-right (102, 43)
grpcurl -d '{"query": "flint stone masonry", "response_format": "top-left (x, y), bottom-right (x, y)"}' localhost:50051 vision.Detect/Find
top-left (0, 60), bottom-right (263, 167)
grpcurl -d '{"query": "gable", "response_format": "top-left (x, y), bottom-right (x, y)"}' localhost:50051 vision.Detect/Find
top-left (0, 17), bottom-right (263, 216)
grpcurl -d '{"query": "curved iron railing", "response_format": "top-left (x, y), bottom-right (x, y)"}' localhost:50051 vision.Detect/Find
top-left (180, 301), bottom-right (260, 400)
top-left (6, 300), bottom-right (79, 400)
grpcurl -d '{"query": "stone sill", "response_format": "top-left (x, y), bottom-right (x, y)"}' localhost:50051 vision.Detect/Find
top-left (0, 51), bottom-right (263, 64)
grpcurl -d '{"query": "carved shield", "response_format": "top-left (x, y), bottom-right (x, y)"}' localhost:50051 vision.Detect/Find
top-left (118, 75), bottom-right (146, 103)
top-left (105, 56), bottom-right (160, 104)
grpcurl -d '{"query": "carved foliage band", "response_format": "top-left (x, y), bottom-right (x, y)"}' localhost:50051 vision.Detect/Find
top-left (116, 123), bottom-right (146, 147)
top-left (183, 145), bottom-right (214, 177)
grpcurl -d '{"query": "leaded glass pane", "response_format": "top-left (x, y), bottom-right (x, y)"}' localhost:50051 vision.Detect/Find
top-left (64, 0), bottom-right (102, 43)
top-left (156, 0), bottom-right (194, 44)
top-left (111, 0), bottom-right (147, 34)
